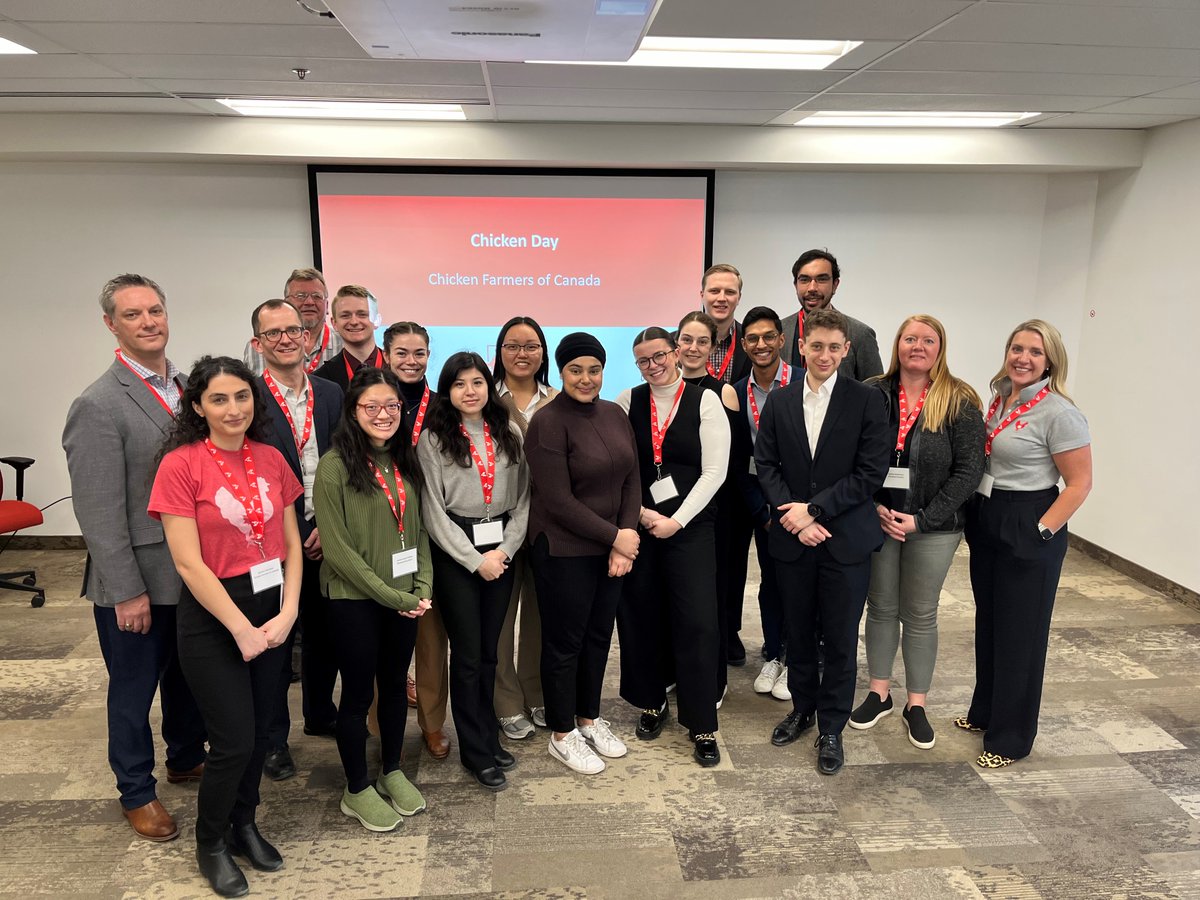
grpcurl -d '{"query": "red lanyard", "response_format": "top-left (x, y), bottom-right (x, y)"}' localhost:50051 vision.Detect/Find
top-left (205, 438), bottom-right (265, 548)
top-left (409, 384), bottom-right (431, 447)
top-left (115, 349), bottom-right (176, 417)
top-left (460, 420), bottom-right (496, 510)
top-left (796, 309), bottom-right (807, 369)
top-left (262, 370), bottom-right (313, 454)
top-left (650, 382), bottom-right (686, 466)
top-left (895, 381), bottom-right (930, 456)
top-left (984, 386), bottom-right (1050, 456)
top-left (707, 324), bottom-right (736, 381)
top-left (746, 361), bottom-right (791, 430)
top-left (304, 323), bottom-right (331, 375)
top-left (368, 457), bottom-right (407, 542)
top-left (343, 347), bottom-right (384, 383)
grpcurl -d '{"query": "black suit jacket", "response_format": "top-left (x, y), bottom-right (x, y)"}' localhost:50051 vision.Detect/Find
top-left (753, 375), bottom-right (890, 564)
top-left (312, 347), bottom-right (385, 393)
top-left (257, 373), bottom-right (343, 540)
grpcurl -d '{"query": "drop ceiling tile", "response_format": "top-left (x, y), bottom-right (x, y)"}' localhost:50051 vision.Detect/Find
top-left (1008, 0), bottom-right (1200, 7)
top-left (929, 3), bottom-right (1200, 48)
top-left (880, 41), bottom-right (1200, 77)
top-left (0, 96), bottom-right (203, 113)
top-left (0, 0), bottom-right (316, 24)
top-left (1148, 80), bottom-right (1200, 98)
top-left (496, 104), bottom-right (773, 124)
top-left (484, 62), bottom-right (841, 92)
top-left (1085, 96), bottom-right (1200, 114)
top-left (0, 78), bottom-right (142, 93)
top-left (830, 70), bottom-right (1195, 97)
top-left (98, 55), bottom-right (486, 85)
top-left (1024, 112), bottom-right (1197, 127)
top-left (27, 22), bottom-right (365, 57)
top-left (147, 79), bottom-right (490, 102)
top-left (801, 92), bottom-right (1119, 112)
top-left (492, 86), bottom-right (815, 110)
top-left (0, 54), bottom-right (134, 78)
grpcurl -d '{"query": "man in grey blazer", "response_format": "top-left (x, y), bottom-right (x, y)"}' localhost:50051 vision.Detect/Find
top-left (780, 249), bottom-right (884, 382)
top-left (62, 274), bottom-right (206, 842)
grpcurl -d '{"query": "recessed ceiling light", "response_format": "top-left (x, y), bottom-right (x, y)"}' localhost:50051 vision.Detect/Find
top-left (531, 37), bottom-right (861, 70)
top-left (216, 98), bottom-right (466, 120)
top-left (795, 110), bottom-right (1040, 128)
top-left (0, 37), bottom-right (36, 55)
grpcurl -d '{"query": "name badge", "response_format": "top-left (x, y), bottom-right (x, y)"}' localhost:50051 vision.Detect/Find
top-left (249, 557), bottom-right (283, 594)
top-left (649, 474), bottom-right (680, 505)
top-left (392, 548), bottom-right (418, 578)
top-left (977, 472), bottom-right (995, 498)
top-left (472, 519), bottom-right (504, 547)
top-left (748, 458), bottom-right (757, 475)
top-left (883, 467), bottom-right (911, 490)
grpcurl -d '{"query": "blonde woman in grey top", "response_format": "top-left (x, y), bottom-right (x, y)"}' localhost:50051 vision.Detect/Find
top-left (417, 351), bottom-right (530, 792)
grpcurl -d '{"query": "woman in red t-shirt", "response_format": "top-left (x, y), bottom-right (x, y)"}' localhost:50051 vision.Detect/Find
top-left (149, 355), bottom-right (303, 899)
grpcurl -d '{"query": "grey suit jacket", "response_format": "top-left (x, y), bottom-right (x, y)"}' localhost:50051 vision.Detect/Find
top-left (62, 358), bottom-right (182, 607)
top-left (781, 306), bottom-right (884, 382)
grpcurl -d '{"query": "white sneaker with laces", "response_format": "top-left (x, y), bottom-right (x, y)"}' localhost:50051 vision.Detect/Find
top-left (578, 718), bottom-right (628, 758)
top-left (499, 714), bottom-right (535, 740)
top-left (770, 666), bottom-right (792, 701)
top-left (754, 659), bottom-right (785, 694)
top-left (548, 729), bottom-right (606, 774)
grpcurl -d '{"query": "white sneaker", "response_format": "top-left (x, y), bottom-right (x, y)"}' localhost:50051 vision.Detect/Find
top-left (578, 718), bottom-right (628, 758)
top-left (549, 729), bottom-right (606, 774)
top-left (499, 714), bottom-right (535, 740)
top-left (754, 659), bottom-right (785, 694)
top-left (529, 706), bottom-right (547, 728)
top-left (770, 666), bottom-right (792, 701)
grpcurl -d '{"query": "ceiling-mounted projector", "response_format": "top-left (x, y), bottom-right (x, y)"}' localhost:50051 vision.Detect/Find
top-left (323, 0), bottom-right (663, 62)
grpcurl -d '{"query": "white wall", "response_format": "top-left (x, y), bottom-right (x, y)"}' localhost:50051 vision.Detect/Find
top-left (1072, 118), bottom-right (1200, 592)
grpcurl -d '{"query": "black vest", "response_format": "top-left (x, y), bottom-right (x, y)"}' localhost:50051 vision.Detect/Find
top-left (628, 381), bottom-right (712, 521)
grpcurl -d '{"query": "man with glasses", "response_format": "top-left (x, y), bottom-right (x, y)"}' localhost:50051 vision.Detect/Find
top-left (780, 250), bottom-right (883, 381)
top-left (243, 268), bottom-right (343, 376)
top-left (700, 264), bottom-right (752, 385)
top-left (250, 299), bottom-right (344, 781)
top-left (312, 285), bottom-right (385, 391)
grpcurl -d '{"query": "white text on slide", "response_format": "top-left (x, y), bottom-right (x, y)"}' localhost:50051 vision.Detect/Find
top-left (428, 272), bottom-right (601, 287)
top-left (470, 232), bottom-right (560, 251)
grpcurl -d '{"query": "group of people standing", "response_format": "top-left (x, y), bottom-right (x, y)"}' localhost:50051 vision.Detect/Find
top-left (62, 252), bottom-right (1091, 898)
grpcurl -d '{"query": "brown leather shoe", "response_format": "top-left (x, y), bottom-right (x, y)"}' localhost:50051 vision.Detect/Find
top-left (123, 799), bottom-right (180, 842)
top-left (406, 675), bottom-right (418, 709)
top-left (423, 729), bottom-right (450, 759)
top-left (166, 763), bottom-right (204, 784)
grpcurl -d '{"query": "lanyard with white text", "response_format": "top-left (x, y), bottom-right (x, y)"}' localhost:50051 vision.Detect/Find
top-left (650, 381), bottom-right (686, 473)
top-left (368, 457), bottom-right (407, 547)
top-left (409, 383), bottom-right (431, 447)
top-left (343, 347), bottom-right (384, 384)
top-left (746, 361), bottom-right (791, 430)
top-left (460, 421), bottom-right (496, 516)
top-left (115, 349), bottom-right (176, 417)
top-left (707, 324), bottom-right (736, 381)
top-left (262, 370), bottom-right (313, 454)
top-left (894, 381), bottom-right (930, 463)
top-left (984, 386), bottom-right (1050, 456)
top-left (304, 323), bottom-right (331, 375)
top-left (205, 438), bottom-right (265, 551)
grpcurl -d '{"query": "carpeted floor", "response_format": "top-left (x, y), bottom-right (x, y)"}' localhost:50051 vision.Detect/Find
top-left (1, 545), bottom-right (1198, 899)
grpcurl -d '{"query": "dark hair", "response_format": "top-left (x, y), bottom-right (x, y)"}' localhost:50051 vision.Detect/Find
top-left (250, 298), bottom-right (299, 335)
top-left (741, 305), bottom-right (783, 333)
top-left (491, 316), bottom-right (550, 388)
top-left (427, 352), bottom-right (522, 468)
top-left (791, 248), bottom-right (841, 282)
top-left (631, 326), bottom-right (676, 350)
top-left (331, 367), bottom-right (424, 496)
top-left (677, 310), bottom-right (717, 342)
top-left (383, 321), bottom-right (430, 354)
top-left (157, 356), bottom-right (268, 462)
top-left (802, 307), bottom-right (849, 341)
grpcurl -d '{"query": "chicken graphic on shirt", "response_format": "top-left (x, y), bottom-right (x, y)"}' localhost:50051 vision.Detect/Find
top-left (214, 478), bottom-right (275, 542)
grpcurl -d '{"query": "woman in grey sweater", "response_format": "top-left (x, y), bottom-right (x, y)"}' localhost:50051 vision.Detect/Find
top-left (848, 315), bottom-right (986, 750)
top-left (417, 351), bottom-right (530, 792)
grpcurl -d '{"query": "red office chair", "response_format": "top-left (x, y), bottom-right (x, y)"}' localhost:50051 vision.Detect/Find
top-left (1, 456), bottom-right (45, 607)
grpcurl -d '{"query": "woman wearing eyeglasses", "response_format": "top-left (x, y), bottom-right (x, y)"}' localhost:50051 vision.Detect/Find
top-left (490, 317), bottom-right (558, 741)
top-left (314, 368), bottom-right (432, 832)
top-left (616, 326), bottom-right (730, 767)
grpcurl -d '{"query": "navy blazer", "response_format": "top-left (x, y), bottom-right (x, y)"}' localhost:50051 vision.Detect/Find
top-left (257, 373), bottom-right (343, 540)
top-left (753, 374), bottom-right (890, 565)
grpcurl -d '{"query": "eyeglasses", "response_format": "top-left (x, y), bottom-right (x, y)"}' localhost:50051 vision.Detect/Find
top-left (501, 342), bottom-right (543, 355)
top-left (795, 275), bottom-right (833, 286)
top-left (635, 350), bottom-right (672, 370)
top-left (676, 335), bottom-right (712, 349)
top-left (357, 402), bottom-right (402, 418)
top-left (287, 291), bottom-right (326, 302)
top-left (388, 349), bottom-right (428, 361)
top-left (744, 331), bottom-right (781, 345)
top-left (257, 326), bottom-right (304, 343)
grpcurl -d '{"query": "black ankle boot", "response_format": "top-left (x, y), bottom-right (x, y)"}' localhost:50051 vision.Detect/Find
top-left (228, 822), bottom-right (284, 872)
top-left (196, 842), bottom-right (249, 898)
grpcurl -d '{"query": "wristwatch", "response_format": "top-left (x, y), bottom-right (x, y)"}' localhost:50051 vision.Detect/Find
top-left (1037, 522), bottom-right (1054, 541)
top-left (808, 503), bottom-right (823, 519)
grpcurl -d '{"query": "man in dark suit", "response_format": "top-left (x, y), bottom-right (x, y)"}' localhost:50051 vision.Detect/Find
top-left (753, 307), bottom-right (890, 774)
top-left (250, 298), bottom-right (344, 780)
top-left (63, 274), bottom-right (207, 841)
top-left (311, 285), bottom-right (385, 391)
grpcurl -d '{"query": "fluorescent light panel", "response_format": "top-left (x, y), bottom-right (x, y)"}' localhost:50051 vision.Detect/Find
top-left (0, 37), bottom-right (36, 54)
top-left (217, 98), bottom-right (466, 120)
top-left (796, 110), bottom-right (1040, 128)
top-left (532, 37), bottom-right (861, 70)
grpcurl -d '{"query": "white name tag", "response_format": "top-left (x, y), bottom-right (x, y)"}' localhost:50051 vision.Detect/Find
top-left (392, 548), bottom-right (418, 577)
top-left (748, 458), bottom-right (757, 475)
top-left (977, 472), bottom-right (995, 498)
top-left (649, 475), bottom-right (680, 505)
top-left (883, 467), bottom-right (911, 490)
top-left (249, 557), bottom-right (283, 594)
top-left (472, 519), bottom-right (505, 547)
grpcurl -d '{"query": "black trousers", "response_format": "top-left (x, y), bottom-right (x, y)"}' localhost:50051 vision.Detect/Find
top-left (330, 597), bottom-right (418, 792)
top-left (718, 489), bottom-right (754, 652)
top-left (753, 523), bottom-right (785, 660)
top-left (431, 541), bottom-right (514, 772)
top-left (776, 545), bottom-right (871, 735)
top-left (618, 519), bottom-right (720, 734)
top-left (93, 603), bottom-right (207, 810)
top-left (177, 575), bottom-right (285, 846)
top-left (966, 487), bottom-right (1066, 760)
top-left (532, 535), bottom-right (623, 734)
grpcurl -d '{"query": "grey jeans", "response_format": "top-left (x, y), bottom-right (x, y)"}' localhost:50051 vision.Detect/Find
top-left (864, 530), bottom-right (961, 694)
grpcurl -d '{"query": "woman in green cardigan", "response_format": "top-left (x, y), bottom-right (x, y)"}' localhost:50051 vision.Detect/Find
top-left (314, 368), bottom-right (433, 832)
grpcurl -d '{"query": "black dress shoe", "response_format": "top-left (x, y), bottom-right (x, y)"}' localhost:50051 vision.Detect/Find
top-left (815, 733), bottom-right (844, 775)
top-left (302, 720), bottom-right (337, 738)
top-left (636, 698), bottom-right (669, 741)
top-left (196, 842), bottom-right (249, 898)
top-left (493, 749), bottom-right (516, 771)
top-left (690, 732), bottom-right (721, 767)
top-left (263, 747), bottom-right (295, 781)
top-left (227, 822), bottom-right (283, 872)
top-left (771, 710), bottom-right (816, 746)
top-left (472, 766), bottom-right (508, 792)
top-left (727, 634), bottom-right (746, 667)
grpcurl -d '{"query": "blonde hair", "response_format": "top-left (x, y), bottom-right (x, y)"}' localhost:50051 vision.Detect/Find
top-left (873, 314), bottom-right (982, 433)
top-left (702, 263), bottom-right (742, 292)
top-left (989, 318), bottom-right (1073, 404)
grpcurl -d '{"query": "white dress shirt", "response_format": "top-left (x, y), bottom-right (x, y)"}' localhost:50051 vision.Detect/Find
top-left (802, 370), bottom-right (838, 457)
